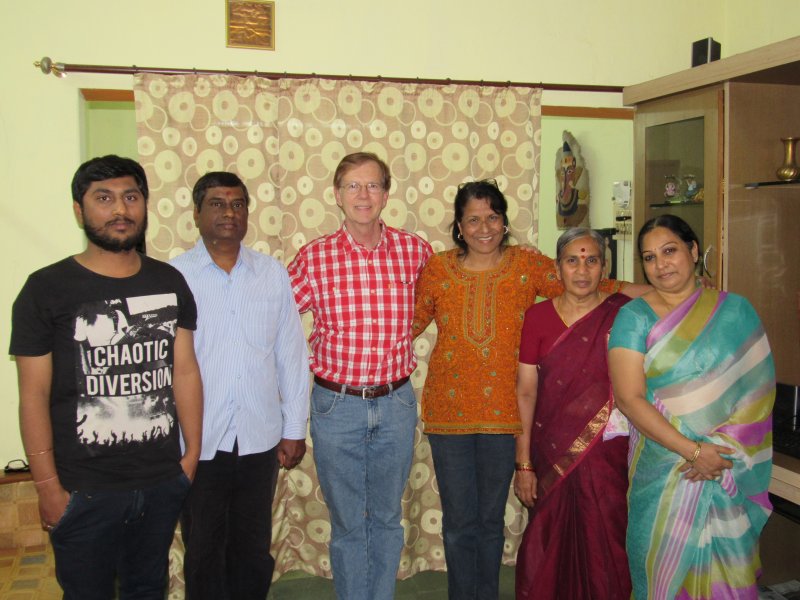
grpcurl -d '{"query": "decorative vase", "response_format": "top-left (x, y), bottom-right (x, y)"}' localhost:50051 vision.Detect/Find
top-left (776, 137), bottom-right (800, 181)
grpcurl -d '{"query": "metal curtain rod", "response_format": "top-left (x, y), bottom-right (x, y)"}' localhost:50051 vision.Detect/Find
top-left (34, 57), bottom-right (623, 94)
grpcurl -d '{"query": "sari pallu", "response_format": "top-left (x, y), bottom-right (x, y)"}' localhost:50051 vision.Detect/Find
top-left (516, 294), bottom-right (631, 600)
top-left (625, 289), bottom-right (774, 600)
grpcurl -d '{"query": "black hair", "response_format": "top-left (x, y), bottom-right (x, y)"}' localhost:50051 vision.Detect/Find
top-left (192, 171), bottom-right (250, 210)
top-left (71, 155), bottom-right (148, 206)
top-left (637, 214), bottom-right (701, 257)
top-left (451, 180), bottom-right (509, 253)
top-left (637, 214), bottom-right (701, 282)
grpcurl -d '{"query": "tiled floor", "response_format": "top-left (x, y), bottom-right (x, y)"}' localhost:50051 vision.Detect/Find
top-left (0, 546), bottom-right (61, 600)
top-left (0, 543), bottom-right (516, 599)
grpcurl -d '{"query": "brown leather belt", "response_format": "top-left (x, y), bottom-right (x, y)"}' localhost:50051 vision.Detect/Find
top-left (313, 375), bottom-right (410, 399)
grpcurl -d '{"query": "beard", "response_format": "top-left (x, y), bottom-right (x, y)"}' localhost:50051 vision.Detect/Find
top-left (83, 212), bottom-right (148, 253)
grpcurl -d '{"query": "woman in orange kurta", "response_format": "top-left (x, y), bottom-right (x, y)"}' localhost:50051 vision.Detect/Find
top-left (412, 180), bottom-right (623, 600)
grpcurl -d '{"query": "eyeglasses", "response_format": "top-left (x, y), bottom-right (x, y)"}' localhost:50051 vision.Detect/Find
top-left (4, 459), bottom-right (29, 474)
top-left (340, 182), bottom-right (385, 196)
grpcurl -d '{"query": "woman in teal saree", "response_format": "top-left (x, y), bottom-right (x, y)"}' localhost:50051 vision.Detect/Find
top-left (608, 215), bottom-right (774, 599)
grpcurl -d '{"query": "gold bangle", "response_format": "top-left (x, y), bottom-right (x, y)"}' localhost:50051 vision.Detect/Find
top-left (26, 448), bottom-right (53, 457)
top-left (687, 442), bottom-right (702, 465)
top-left (515, 461), bottom-right (534, 472)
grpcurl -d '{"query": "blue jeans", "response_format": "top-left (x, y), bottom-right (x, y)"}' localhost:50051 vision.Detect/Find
top-left (180, 443), bottom-right (280, 600)
top-left (310, 380), bottom-right (418, 600)
top-left (428, 433), bottom-right (515, 600)
top-left (49, 471), bottom-right (190, 600)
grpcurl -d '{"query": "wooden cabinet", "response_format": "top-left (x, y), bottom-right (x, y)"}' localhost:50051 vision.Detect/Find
top-left (631, 86), bottom-right (723, 286)
top-left (624, 36), bottom-right (800, 385)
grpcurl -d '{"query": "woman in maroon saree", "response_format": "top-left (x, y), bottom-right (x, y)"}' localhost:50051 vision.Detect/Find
top-left (514, 228), bottom-right (632, 600)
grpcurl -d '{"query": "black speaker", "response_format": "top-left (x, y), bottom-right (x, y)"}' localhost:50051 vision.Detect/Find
top-left (692, 37), bottom-right (721, 67)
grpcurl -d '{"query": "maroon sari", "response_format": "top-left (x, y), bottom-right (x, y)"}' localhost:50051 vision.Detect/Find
top-left (516, 294), bottom-right (631, 600)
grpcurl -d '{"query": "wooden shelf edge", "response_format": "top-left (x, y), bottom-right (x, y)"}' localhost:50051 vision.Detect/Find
top-left (541, 105), bottom-right (634, 120)
top-left (81, 89), bottom-right (135, 102)
top-left (743, 180), bottom-right (800, 189)
top-left (766, 454), bottom-right (800, 504)
top-left (0, 472), bottom-right (32, 486)
top-left (623, 36), bottom-right (800, 106)
top-left (770, 476), bottom-right (800, 505)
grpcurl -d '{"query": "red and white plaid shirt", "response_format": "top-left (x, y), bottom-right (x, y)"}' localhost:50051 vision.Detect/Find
top-left (288, 222), bottom-right (433, 387)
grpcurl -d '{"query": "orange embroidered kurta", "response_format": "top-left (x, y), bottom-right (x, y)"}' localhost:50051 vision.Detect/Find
top-left (412, 246), bottom-right (621, 435)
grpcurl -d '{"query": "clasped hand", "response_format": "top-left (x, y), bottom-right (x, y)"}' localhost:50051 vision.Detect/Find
top-left (679, 441), bottom-right (734, 482)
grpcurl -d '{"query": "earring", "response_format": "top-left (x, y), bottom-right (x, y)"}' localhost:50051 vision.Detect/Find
top-left (503, 226), bottom-right (509, 234)
top-left (457, 232), bottom-right (463, 240)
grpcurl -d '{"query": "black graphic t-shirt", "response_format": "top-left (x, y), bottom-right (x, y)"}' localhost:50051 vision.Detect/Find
top-left (9, 255), bottom-right (197, 491)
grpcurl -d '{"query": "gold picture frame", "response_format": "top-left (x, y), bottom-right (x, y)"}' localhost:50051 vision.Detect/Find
top-left (226, 0), bottom-right (275, 50)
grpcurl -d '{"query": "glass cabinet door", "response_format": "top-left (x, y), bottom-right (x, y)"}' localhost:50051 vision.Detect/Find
top-left (632, 86), bottom-right (722, 285)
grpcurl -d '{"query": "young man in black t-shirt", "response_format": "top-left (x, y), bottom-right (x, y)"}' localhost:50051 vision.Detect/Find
top-left (9, 155), bottom-right (203, 600)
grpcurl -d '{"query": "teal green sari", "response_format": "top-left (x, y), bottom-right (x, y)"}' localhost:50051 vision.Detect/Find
top-left (609, 289), bottom-right (774, 600)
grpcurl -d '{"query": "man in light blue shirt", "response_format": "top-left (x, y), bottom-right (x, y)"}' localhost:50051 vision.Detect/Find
top-left (171, 172), bottom-right (309, 600)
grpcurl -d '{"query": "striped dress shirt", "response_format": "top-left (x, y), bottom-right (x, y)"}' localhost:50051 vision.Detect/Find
top-left (171, 240), bottom-right (309, 459)
top-left (288, 222), bottom-right (433, 387)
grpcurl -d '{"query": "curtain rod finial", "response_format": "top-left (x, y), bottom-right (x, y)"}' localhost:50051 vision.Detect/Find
top-left (35, 57), bottom-right (52, 74)
top-left (34, 57), bottom-right (65, 78)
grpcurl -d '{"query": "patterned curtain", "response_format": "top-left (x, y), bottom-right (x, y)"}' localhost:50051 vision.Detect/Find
top-left (134, 73), bottom-right (541, 587)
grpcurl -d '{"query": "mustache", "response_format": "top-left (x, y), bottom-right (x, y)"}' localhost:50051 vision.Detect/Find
top-left (106, 217), bottom-right (137, 226)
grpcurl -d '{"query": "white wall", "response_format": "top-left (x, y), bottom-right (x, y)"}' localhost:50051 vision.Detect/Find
top-left (2, 0), bottom-right (799, 463)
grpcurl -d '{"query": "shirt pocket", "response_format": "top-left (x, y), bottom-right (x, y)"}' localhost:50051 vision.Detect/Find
top-left (385, 279), bottom-right (415, 325)
top-left (242, 299), bottom-right (279, 353)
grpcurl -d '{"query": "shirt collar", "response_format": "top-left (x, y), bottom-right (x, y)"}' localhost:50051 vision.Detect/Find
top-left (338, 220), bottom-right (389, 253)
top-left (196, 238), bottom-right (253, 274)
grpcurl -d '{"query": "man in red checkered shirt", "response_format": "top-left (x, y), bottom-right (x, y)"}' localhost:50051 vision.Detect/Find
top-left (288, 152), bottom-right (432, 600)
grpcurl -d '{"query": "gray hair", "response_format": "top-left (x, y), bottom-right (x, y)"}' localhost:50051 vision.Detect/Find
top-left (555, 228), bottom-right (606, 265)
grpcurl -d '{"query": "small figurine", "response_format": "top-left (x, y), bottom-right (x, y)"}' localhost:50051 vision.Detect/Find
top-left (683, 174), bottom-right (699, 200)
top-left (664, 175), bottom-right (679, 199)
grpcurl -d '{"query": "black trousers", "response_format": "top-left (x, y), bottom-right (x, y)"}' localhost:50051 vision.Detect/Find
top-left (180, 443), bottom-right (279, 600)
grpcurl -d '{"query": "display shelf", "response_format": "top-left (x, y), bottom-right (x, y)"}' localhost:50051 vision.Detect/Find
top-left (649, 201), bottom-right (704, 208)
top-left (744, 180), bottom-right (800, 189)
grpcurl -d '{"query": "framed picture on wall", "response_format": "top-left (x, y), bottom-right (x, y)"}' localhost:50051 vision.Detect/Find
top-left (226, 0), bottom-right (275, 50)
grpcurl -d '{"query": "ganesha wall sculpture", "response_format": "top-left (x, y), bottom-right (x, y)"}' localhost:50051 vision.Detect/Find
top-left (555, 131), bottom-right (590, 229)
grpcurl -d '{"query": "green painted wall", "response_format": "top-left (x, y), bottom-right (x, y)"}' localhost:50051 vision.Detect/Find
top-left (84, 101), bottom-right (137, 161)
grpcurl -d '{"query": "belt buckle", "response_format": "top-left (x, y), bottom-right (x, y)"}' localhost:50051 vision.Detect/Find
top-left (362, 386), bottom-right (372, 400)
